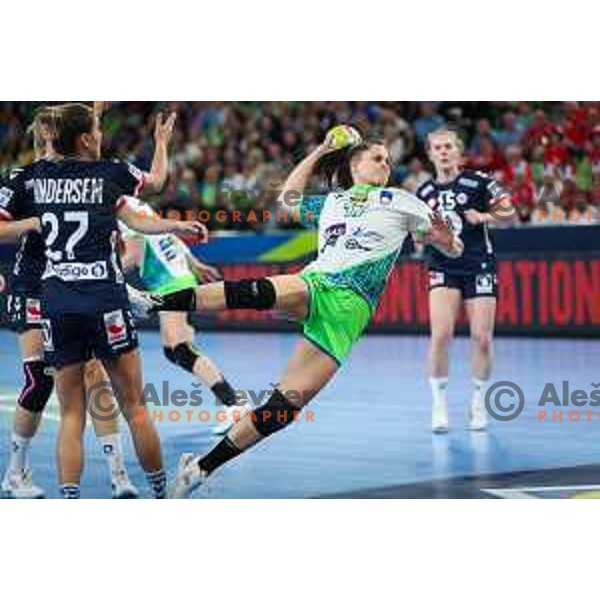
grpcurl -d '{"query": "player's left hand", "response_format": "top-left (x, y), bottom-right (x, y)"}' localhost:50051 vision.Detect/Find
top-left (429, 211), bottom-right (454, 246)
top-left (155, 112), bottom-right (177, 146)
top-left (195, 262), bottom-right (221, 283)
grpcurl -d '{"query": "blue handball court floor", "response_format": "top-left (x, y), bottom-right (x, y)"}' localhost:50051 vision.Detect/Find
top-left (1, 328), bottom-right (599, 499)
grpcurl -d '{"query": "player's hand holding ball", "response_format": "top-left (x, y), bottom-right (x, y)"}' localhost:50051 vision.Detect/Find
top-left (320, 125), bottom-right (362, 154)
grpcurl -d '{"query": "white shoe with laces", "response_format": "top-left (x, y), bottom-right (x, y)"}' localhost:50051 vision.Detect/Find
top-left (168, 453), bottom-right (207, 499)
top-left (126, 284), bottom-right (161, 319)
top-left (212, 403), bottom-right (252, 436)
top-left (1, 468), bottom-right (45, 499)
top-left (111, 471), bottom-right (139, 499)
top-left (468, 400), bottom-right (488, 431)
top-left (432, 401), bottom-right (449, 434)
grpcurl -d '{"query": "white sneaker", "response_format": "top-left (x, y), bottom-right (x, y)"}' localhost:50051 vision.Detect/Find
top-left (1, 469), bottom-right (45, 499)
top-left (111, 471), bottom-right (139, 499)
top-left (126, 284), bottom-right (161, 319)
top-left (168, 453), bottom-right (207, 499)
top-left (432, 401), bottom-right (449, 434)
top-left (212, 404), bottom-right (252, 436)
top-left (468, 401), bottom-right (488, 431)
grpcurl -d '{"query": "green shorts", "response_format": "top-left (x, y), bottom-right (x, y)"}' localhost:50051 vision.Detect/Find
top-left (300, 271), bottom-right (371, 365)
top-left (149, 274), bottom-right (197, 296)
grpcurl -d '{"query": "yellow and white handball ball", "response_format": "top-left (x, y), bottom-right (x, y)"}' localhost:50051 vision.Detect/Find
top-left (326, 125), bottom-right (362, 150)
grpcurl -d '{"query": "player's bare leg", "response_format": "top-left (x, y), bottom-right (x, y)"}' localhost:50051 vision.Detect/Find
top-left (55, 362), bottom-right (87, 498)
top-left (465, 297), bottom-right (496, 431)
top-left (101, 349), bottom-right (166, 498)
top-left (170, 338), bottom-right (338, 498)
top-left (2, 329), bottom-right (53, 499)
top-left (160, 311), bottom-right (242, 434)
top-left (185, 275), bottom-right (310, 318)
top-left (84, 359), bottom-right (138, 498)
top-left (428, 287), bottom-right (462, 433)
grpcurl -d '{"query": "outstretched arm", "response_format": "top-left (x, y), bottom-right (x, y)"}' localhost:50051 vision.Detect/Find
top-left (0, 216), bottom-right (40, 243)
top-left (422, 212), bottom-right (464, 258)
top-left (144, 112), bottom-right (177, 193)
top-left (117, 200), bottom-right (206, 239)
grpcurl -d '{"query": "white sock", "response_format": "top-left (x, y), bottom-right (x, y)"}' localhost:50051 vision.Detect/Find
top-left (429, 376), bottom-right (448, 408)
top-left (471, 378), bottom-right (488, 407)
top-left (8, 433), bottom-right (32, 473)
top-left (98, 434), bottom-right (127, 481)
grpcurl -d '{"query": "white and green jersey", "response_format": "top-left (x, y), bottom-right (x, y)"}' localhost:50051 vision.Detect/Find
top-left (137, 234), bottom-right (197, 294)
top-left (119, 198), bottom-right (197, 294)
top-left (299, 184), bottom-right (433, 311)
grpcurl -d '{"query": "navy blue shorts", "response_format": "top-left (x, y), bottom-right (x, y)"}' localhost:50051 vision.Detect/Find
top-left (428, 267), bottom-right (497, 300)
top-left (6, 292), bottom-right (44, 334)
top-left (42, 308), bottom-right (139, 369)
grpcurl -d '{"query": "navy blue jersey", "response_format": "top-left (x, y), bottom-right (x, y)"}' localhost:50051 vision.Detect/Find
top-left (416, 170), bottom-right (502, 275)
top-left (0, 166), bottom-right (45, 294)
top-left (4, 158), bottom-right (145, 316)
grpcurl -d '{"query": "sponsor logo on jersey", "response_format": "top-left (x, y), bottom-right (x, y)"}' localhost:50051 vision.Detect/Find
top-left (458, 177), bottom-right (478, 189)
top-left (456, 192), bottom-right (468, 205)
top-left (419, 183), bottom-right (435, 198)
top-left (379, 190), bottom-right (394, 205)
top-left (25, 298), bottom-right (42, 324)
top-left (476, 273), bottom-right (494, 294)
top-left (429, 271), bottom-right (445, 286)
top-left (41, 320), bottom-right (54, 352)
top-left (322, 223), bottom-right (347, 251)
top-left (42, 261), bottom-right (108, 281)
top-left (104, 310), bottom-right (128, 345)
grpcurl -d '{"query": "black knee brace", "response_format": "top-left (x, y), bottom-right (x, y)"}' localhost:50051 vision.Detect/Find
top-left (224, 279), bottom-right (276, 311)
top-left (18, 360), bottom-right (54, 414)
top-left (164, 343), bottom-right (200, 373)
top-left (252, 389), bottom-right (299, 437)
top-left (154, 288), bottom-right (197, 313)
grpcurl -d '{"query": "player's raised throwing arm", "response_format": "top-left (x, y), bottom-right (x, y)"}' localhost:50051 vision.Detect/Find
top-left (268, 131), bottom-right (339, 213)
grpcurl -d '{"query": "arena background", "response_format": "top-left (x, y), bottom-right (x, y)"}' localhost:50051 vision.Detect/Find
top-left (1, 101), bottom-right (599, 337)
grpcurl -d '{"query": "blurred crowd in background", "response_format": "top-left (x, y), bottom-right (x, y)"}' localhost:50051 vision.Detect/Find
top-left (1, 101), bottom-right (599, 231)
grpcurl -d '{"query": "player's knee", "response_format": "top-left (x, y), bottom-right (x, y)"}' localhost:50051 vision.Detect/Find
top-left (252, 389), bottom-right (300, 437)
top-left (471, 330), bottom-right (493, 353)
top-left (163, 342), bottom-right (200, 373)
top-left (224, 279), bottom-right (276, 311)
top-left (431, 331), bottom-right (453, 351)
top-left (18, 360), bottom-right (54, 414)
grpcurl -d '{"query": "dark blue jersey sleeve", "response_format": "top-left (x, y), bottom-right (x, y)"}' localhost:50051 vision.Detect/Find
top-left (109, 160), bottom-right (146, 201)
top-left (0, 167), bottom-right (29, 220)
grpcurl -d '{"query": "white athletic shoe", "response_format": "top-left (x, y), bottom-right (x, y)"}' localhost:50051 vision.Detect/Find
top-left (1, 469), bottom-right (45, 499)
top-left (126, 284), bottom-right (160, 319)
top-left (468, 401), bottom-right (488, 431)
top-left (168, 453), bottom-right (207, 499)
top-left (111, 471), bottom-right (139, 499)
top-left (432, 401), bottom-right (449, 434)
top-left (212, 403), bottom-right (252, 436)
